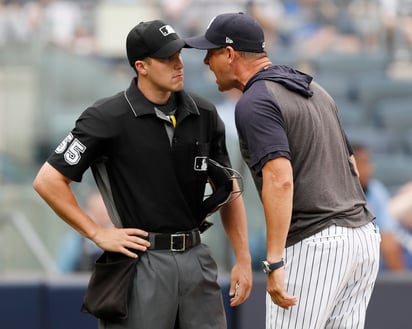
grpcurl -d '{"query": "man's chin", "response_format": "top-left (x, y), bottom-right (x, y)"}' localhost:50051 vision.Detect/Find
top-left (217, 85), bottom-right (228, 93)
top-left (173, 83), bottom-right (184, 92)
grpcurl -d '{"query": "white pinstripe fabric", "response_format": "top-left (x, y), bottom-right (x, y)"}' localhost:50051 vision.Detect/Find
top-left (266, 223), bottom-right (381, 329)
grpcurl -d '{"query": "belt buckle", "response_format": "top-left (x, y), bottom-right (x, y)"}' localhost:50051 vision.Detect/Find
top-left (171, 233), bottom-right (186, 251)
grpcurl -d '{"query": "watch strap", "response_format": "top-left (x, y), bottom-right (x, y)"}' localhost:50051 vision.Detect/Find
top-left (268, 258), bottom-right (284, 271)
top-left (262, 258), bottom-right (285, 274)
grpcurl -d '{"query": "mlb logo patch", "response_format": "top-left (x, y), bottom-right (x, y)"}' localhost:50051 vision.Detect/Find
top-left (194, 157), bottom-right (208, 171)
top-left (159, 25), bottom-right (175, 36)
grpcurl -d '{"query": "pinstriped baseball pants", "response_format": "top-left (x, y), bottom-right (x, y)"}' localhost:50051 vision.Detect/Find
top-left (266, 222), bottom-right (381, 329)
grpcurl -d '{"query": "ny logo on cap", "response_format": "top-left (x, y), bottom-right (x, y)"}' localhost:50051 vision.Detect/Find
top-left (207, 16), bottom-right (216, 30)
top-left (159, 25), bottom-right (176, 36)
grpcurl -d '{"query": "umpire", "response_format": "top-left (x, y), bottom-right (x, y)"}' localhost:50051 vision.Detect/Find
top-left (33, 19), bottom-right (252, 329)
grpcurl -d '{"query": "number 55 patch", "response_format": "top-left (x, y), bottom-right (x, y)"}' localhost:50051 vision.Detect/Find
top-left (55, 133), bottom-right (87, 165)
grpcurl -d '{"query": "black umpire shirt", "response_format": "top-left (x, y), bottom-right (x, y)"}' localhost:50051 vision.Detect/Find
top-left (47, 78), bottom-right (231, 233)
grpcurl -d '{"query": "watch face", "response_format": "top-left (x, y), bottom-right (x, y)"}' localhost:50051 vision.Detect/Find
top-left (262, 261), bottom-right (271, 274)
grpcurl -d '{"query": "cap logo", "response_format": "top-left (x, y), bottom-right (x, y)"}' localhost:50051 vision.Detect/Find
top-left (225, 37), bottom-right (233, 44)
top-left (159, 25), bottom-right (175, 36)
top-left (206, 16), bottom-right (216, 30)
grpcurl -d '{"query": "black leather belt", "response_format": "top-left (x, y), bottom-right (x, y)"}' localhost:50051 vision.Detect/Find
top-left (148, 230), bottom-right (201, 251)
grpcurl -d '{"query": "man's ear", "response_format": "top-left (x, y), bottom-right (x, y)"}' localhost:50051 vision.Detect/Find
top-left (225, 46), bottom-right (236, 63)
top-left (135, 60), bottom-right (148, 75)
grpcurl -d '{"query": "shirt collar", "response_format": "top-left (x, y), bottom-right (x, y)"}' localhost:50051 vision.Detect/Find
top-left (124, 77), bottom-right (200, 118)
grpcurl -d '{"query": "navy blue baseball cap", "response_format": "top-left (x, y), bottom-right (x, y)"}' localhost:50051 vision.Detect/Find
top-left (184, 12), bottom-right (265, 52)
top-left (126, 20), bottom-right (185, 67)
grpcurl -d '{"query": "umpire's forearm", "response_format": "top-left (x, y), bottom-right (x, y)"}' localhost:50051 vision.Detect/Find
top-left (220, 195), bottom-right (251, 264)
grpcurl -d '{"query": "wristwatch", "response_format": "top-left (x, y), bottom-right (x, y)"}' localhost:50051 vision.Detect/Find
top-left (262, 259), bottom-right (284, 275)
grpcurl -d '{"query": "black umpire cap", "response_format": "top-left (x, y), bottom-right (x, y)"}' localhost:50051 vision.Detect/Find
top-left (126, 20), bottom-right (185, 67)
